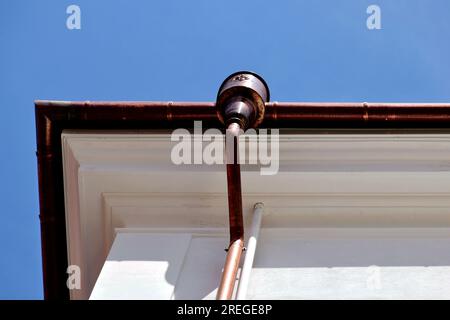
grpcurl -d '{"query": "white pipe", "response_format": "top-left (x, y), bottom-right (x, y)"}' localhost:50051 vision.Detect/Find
top-left (235, 202), bottom-right (264, 300)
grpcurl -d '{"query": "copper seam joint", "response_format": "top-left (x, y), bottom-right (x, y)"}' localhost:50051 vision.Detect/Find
top-left (166, 101), bottom-right (173, 121)
top-left (363, 102), bottom-right (369, 122)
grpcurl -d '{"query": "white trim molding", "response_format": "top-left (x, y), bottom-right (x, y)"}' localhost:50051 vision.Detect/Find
top-left (61, 132), bottom-right (450, 299)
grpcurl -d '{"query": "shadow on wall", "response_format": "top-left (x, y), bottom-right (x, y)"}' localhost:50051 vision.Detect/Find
top-left (90, 232), bottom-right (227, 300)
top-left (91, 229), bottom-right (450, 299)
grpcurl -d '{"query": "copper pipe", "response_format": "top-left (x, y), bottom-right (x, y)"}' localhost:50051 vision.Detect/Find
top-left (225, 123), bottom-right (244, 243)
top-left (216, 239), bottom-right (244, 300)
top-left (216, 123), bottom-right (245, 300)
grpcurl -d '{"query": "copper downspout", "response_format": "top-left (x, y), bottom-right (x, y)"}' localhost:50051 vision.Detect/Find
top-left (215, 72), bottom-right (270, 299)
top-left (216, 123), bottom-right (245, 300)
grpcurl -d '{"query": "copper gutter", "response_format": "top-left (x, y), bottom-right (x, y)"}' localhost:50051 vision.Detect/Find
top-left (263, 102), bottom-right (450, 127)
top-left (35, 99), bottom-right (450, 299)
top-left (36, 100), bottom-right (450, 127)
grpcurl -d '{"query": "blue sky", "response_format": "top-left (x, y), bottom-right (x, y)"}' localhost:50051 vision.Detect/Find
top-left (1, 0), bottom-right (450, 299)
